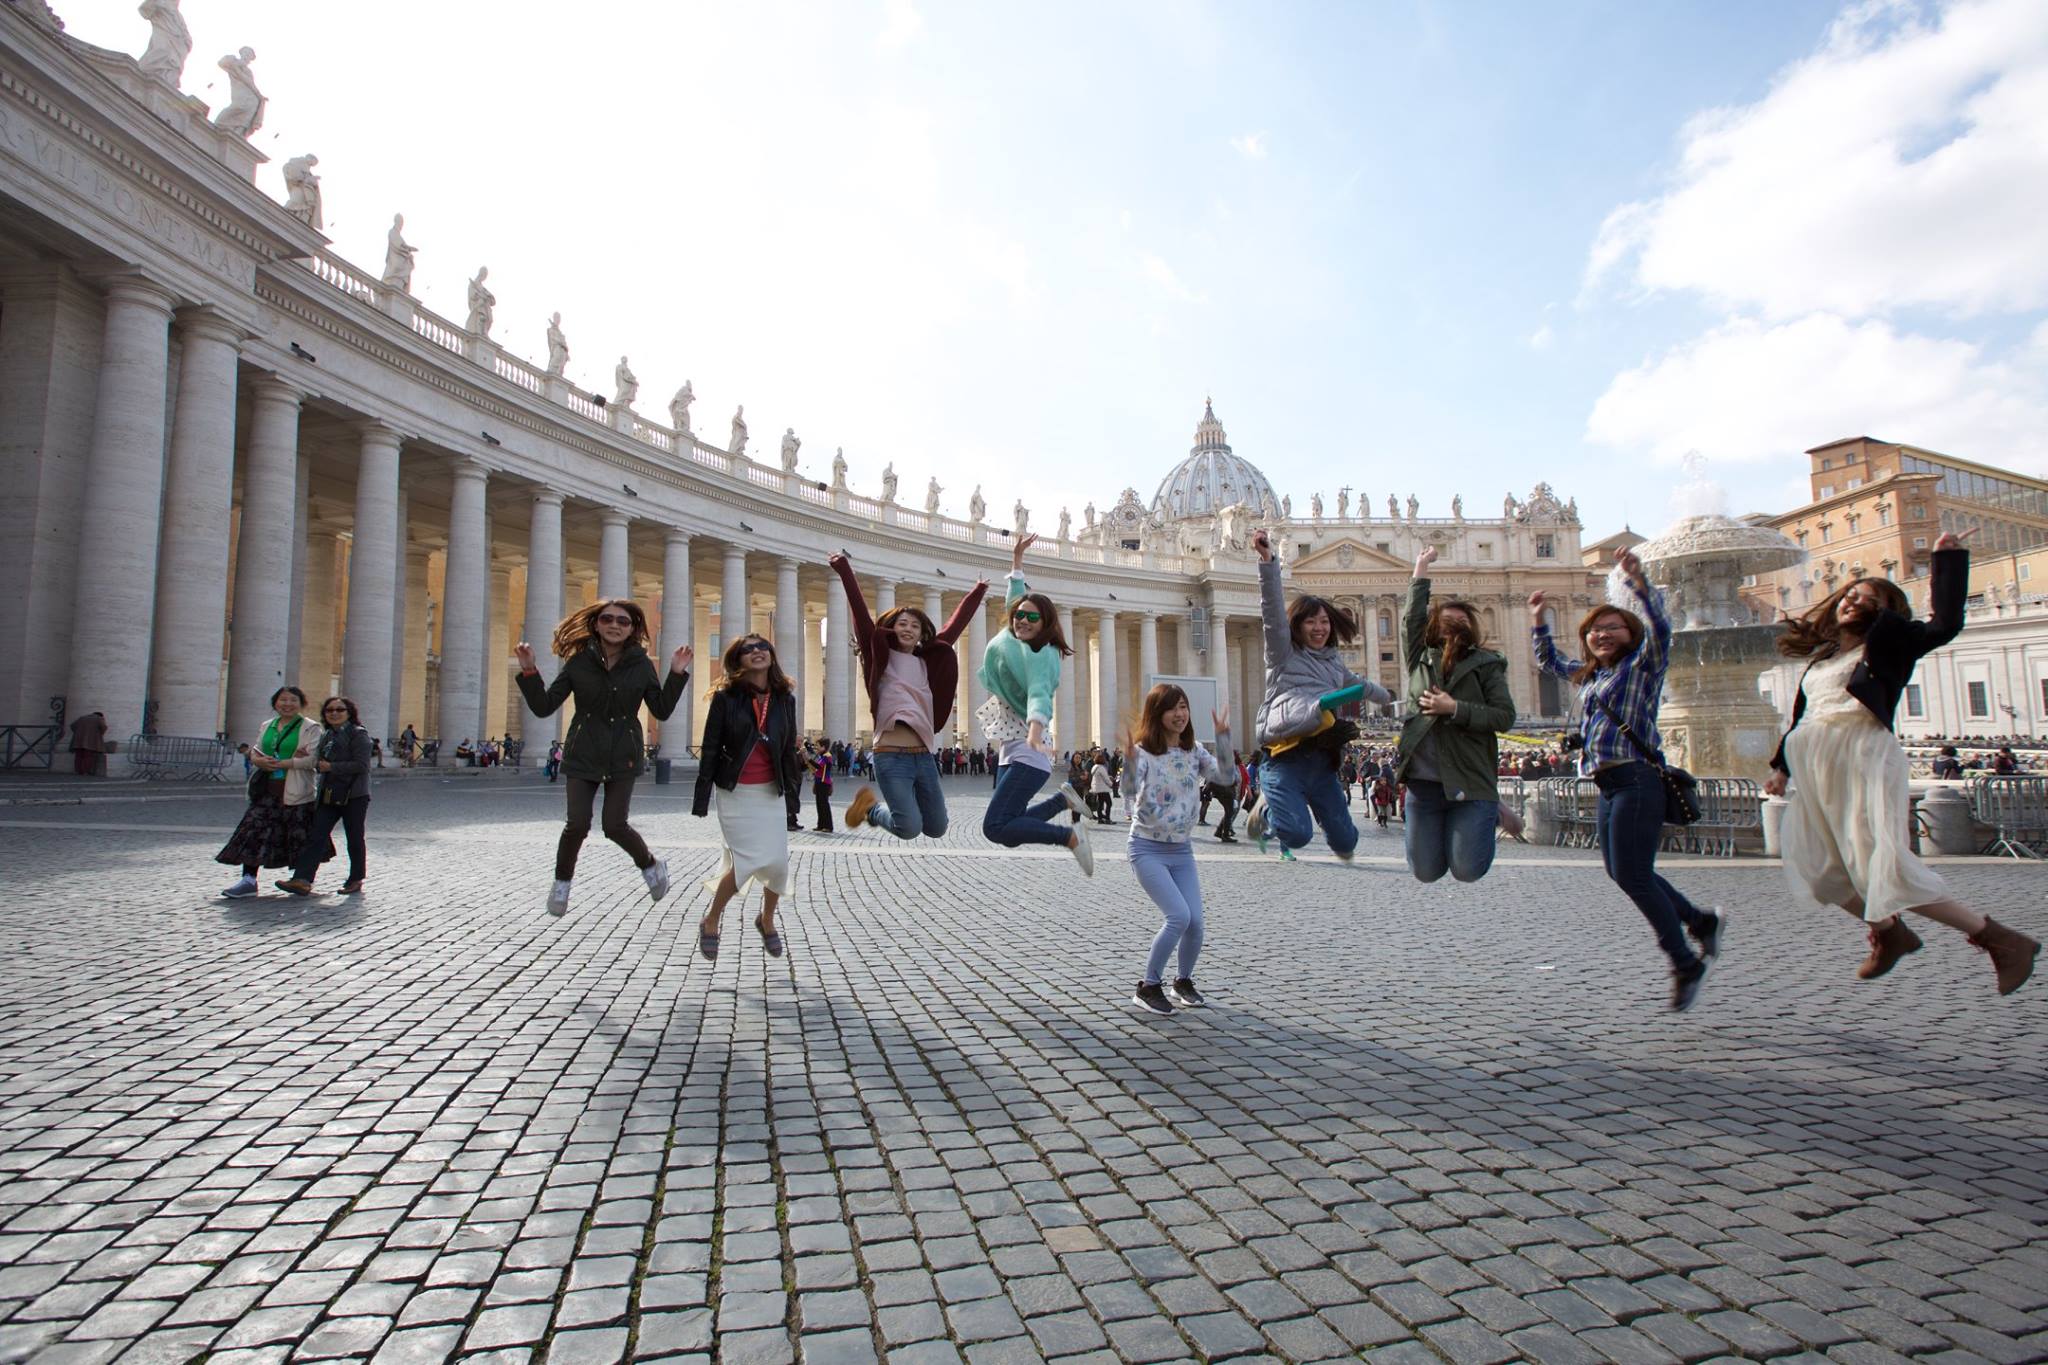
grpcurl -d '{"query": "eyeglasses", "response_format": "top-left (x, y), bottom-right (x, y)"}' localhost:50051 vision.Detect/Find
top-left (1013, 611), bottom-right (1043, 624)
top-left (596, 613), bottom-right (633, 626)
top-left (1585, 624), bottom-right (1631, 637)
top-left (322, 705), bottom-right (349, 714)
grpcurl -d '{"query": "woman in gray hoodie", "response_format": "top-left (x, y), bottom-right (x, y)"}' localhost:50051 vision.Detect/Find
top-left (1247, 530), bottom-right (1392, 860)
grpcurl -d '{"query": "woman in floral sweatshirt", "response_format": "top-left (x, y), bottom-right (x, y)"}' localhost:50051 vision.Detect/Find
top-left (1122, 684), bottom-right (1231, 1015)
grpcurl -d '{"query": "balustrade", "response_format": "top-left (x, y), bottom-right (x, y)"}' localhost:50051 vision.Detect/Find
top-left (410, 309), bottom-right (466, 353)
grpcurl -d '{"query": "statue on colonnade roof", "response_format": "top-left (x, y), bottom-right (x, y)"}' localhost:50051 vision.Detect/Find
top-left (282, 154), bottom-right (321, 229)
top-left (465, 268), bottom-right (494, 337)
top-left (545, 313), bottom-right (569, 376)
top-left (381, 214), bottom-right (416, 292)
top-left (780, 428), bottom-right (801, 473)
top-left (212, 47), bottom-right (264, 138)
top-left (925, 478), bottom-right (942, 515)
top-left (138, 0), bottom-right (193, 87)
top-left (669, 381), bottom-right (694, 434)
top-left (729, 405), bottom-right (748, 457)
top-left (880, 463), bottom-right (898, 503)
top-left (613, 357), bottom-right (639, 409)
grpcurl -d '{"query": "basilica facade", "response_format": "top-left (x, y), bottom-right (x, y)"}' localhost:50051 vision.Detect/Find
top-left (0, 6), bottom-right (1600, 764)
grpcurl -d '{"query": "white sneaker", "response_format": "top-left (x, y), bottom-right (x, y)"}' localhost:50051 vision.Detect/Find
top-left (1057, 783), bottom-right (1088, 819)
top-left (1069, 831), bottom-right (1094, 878)
top-left (547, 880), bottom-right (571, 916)
top-left (221, 875), bottom-right (258, 899)
top-left (642, 860), bottom-right (671, 902)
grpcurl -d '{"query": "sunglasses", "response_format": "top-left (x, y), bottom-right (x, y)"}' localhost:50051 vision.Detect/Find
top-left (322, 705), bottom-right (349, 714)
top-left (740, 642), bottom-right (773, 655)
top-left (596, 613), bottom-right (633, 626)
top-left (1012, 610), bottom-right (1043, 624)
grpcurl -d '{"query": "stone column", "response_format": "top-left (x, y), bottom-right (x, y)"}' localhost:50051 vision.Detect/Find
top-left (1071, 613), bottom-right (1091, 748)
top-left (65, 274), bottom-right (177, 739)
top-left (401, 547), bottom-right (431, 733)
top-left (286, 449), bottom-right (310, 674)
top-left (966, 600), bottom-right (989, 746)
top-left (342, 423), bottom-right (403, 740)
top-left (775, 558), bottom-right (802, 704)
top-left (599, 509), bottom-right (631, 600)
top-left (437, 459), bottom-right (489, 748)
top-left (1054, 637), bottom-right (1078, 757)
top-left (386, 485), bottom-right (410, 745)
top-left (299, 532), bottom-right (341, 700)
top-left (1095, 609), bottom-right (1122, 745)
top-left (875, 578), bottom-right (897, 615)
top-left (1209, 609), bottom-right (1231, 727)
top-left (521, 490), bottom-right (565, 752)
top-left (824, 571), bottom-right (851, 745)
top-left (147, 308), bottom-right (243, 736)
top-left (487, 565), bottom-right (512, 739)
top-left (661, 529), bottom-right (693, 749)
top-left (226, 384), bottom-right (305, 736)
top-left (1138, 612), bottom-right (1160, 700)
top-left (721, 544), bottom-right (750, 648)
top-left (802, 608), bottom-right (825, 734)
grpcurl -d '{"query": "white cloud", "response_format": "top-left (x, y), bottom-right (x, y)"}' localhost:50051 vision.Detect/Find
top-left (878, 0), bottom-right (924, 49)
top-left (1527, 323), bottom-right (1555, 351)
top-left (1584, 0), bottom-right (2048, 319)
top-left (1229, 131), bottom-right (1269, 160)
top-left (1586, 313), bottom-right (2048, 470)
top-left (1140, 253), bottom-right (1208, 304)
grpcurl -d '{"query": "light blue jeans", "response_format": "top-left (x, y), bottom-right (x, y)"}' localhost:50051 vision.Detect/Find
top-left (1260, 753), bottom-right (1359, 857)
top-left (1402, 779), bottom-right (1499, 883)
top-left (1129, 836), bottom-right (1204, 984)
top-left (869, 751), bottom-right (947, 840)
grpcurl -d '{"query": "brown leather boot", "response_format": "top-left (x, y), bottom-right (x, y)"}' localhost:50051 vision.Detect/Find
top-left (1968, 917), bottom-right (2040, 996)
top-left (1856, 917), bottom-right (1922, 980)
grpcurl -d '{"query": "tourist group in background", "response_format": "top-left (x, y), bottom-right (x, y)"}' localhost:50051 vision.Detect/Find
top-left (202, 527), bottom-right (2036, 1011)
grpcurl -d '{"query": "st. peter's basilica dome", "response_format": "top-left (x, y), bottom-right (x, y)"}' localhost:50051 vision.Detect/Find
top-left (1149, 400), bottom-right (1281, 523)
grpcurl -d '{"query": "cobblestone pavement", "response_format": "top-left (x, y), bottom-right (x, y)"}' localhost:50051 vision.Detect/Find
top-left (1, 773), bottom-right (2044, 1365)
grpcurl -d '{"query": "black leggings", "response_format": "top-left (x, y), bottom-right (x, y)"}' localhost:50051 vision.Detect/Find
top-left (558, 775), bottom-right (654, 880)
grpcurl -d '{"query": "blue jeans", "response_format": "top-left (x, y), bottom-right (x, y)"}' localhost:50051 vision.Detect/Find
top-left (1260, 754), bottom-right (1358, 856)
top-left (1594, 761), bottom-right (1707, 970)
top-left (1403, 779), bottom-right (1498, 883)
top-left (983, 762), bottom-right (1071, 848)
top-left (870, 751), bottom-right (947, 840)
top-left (1130, 837), bottom-right (1204, 984)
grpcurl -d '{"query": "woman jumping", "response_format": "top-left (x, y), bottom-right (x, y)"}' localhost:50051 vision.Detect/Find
top-left (1766, 531), bottom-right (2036, 994)
top-left (1123, 685), bottom-right (1231, 1015)
top-left (979, 533), bottom-right (1092, 875)
top-left (516, 599), bottom-right (690, 918)
top-left (692, 633), bottom-right (803, 960)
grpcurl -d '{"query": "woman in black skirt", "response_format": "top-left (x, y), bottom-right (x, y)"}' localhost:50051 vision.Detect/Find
top-left (217, 686), bottom-right (328, 898)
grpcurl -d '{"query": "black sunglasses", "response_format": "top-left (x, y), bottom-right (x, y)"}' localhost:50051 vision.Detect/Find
top-left (740, 642), bottom-right (773, 655)
top-left (596, 613), bottom-right (633, 626)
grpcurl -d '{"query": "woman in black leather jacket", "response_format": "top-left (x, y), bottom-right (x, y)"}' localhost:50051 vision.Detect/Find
top-left (692, 632), bottom-right (802, 960)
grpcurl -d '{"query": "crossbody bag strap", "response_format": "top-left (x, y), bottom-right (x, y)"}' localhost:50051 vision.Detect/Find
top-left (1591, 692), bottom-right (1664, 766)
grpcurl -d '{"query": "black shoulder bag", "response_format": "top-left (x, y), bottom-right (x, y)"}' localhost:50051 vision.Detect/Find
top-left (1591, 694), bottom-right (1701, 827)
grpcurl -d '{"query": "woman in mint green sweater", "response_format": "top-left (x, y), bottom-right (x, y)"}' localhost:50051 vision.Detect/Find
top-left (978, 534), bottom-right (1094, 876)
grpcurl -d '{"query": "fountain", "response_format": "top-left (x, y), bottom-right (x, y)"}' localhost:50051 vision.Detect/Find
top-left (1631, 457), bottom-right (1804, 779)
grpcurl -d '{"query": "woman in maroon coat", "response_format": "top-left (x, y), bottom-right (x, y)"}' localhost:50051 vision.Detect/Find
top-left (829, 551), bottom-right (988, 840)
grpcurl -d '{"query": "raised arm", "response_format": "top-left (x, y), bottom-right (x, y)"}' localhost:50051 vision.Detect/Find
top-left (1254, 532), bottom-right (1292, 674)
top-left (1527, 591), bottom-right (1581, 678)
top-left (1404, 550), bottom-right (1435, 664)
top-left (644, 653), bottom-right (691, 721)
top-left (937, 577), bottom-right (990, 645)
top-left (515, 642), bottom-right (576, 718)
top-left (1902, 538), bottom-right (1969, 659)
top-left (1004, 532), bottom-right (1037, 609)
top-left (826, 553), bottom-right (876, 645)
top-left (1616, 549), bottom-right (1671, 675)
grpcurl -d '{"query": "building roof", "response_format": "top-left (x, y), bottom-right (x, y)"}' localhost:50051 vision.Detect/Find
top-left (1149, 400), bottom-right (1281, 523)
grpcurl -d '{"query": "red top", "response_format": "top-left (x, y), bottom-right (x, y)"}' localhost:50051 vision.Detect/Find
top-left (738, 691), bottom-right (776, 784)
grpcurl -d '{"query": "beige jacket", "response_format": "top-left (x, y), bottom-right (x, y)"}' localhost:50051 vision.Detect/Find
top-left (249, 717), bottom-right (323, 806)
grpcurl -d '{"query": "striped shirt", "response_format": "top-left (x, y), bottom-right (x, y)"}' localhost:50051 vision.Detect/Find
top-left (1531, 583), bottom-right (1672, 773)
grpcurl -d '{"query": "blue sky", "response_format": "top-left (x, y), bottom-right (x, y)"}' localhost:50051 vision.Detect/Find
top-left (75, 0), bottom-right (2048, 541)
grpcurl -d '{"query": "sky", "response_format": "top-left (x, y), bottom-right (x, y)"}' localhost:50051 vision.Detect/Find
top-left (71, 0), bottom-right (2048, 541)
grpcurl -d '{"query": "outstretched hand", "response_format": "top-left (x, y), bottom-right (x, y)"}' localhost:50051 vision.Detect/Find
top-left (1526, 590), bottom-right (1547, 621)
top-left (1011, 532), bottom-right (1038, 571)
top-left (1933, 529), bottom-right (1972, 551)
top-left (827, 550), bottom-right (850, 571)
top-left (1212, 703), bottom-right (1230, 733)
top-left (1764, 769), bottom-right (1788, 797)
top-left (1252, 529), bottom-right (1273, 562)
top-left (1616, 549), bottom-right (1647, 585)
top-left (670, 644), bottom-right (693, 675)
top-left (1413, 545), bottom-right (1439, 577)
top-left (514, 641), bottom-right (538, 673)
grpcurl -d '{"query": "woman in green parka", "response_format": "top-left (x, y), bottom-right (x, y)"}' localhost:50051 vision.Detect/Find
top-left (516, 597), bottom-right (691, 918)
top-left (1396, 545), bottom-right (1518, 883)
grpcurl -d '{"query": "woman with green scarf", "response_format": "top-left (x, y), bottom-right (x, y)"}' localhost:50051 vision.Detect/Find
top-left (217, 686), bottom-right (328, 898)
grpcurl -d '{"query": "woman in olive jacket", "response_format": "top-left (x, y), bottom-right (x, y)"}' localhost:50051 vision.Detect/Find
top-left (516, 598), bottom-right (691, 918)
top-left (1396, 546), bottom-right (1517, 883)
top-left (691, 632), bottom-right (803, 961)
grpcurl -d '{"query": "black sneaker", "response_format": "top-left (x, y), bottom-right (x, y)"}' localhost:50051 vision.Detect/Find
top-left (1690, 907), bottom-right (1726, 961)
top-left (1171, 978), bottom-right (1206, 1008)
top-left (1671, 959), bottom-right (1709, 1012)
top-left (1131, 982), bottom-right (1173, 1015)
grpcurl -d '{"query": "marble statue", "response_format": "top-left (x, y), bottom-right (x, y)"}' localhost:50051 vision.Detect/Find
top-left (1504, 492), bottom-right (1519, 518)
top-left (1337, 489), bottom-right (1349, 520)
top-left (380, 214), bottom-right (416, 292)
top-left (1281, 495), bottom-right (1291, 519)
top-left (779, 428), bottom-right (801, 472)
top-left (613, 357), bottom-right (639, 409)
top-left (832, 448), bottom-right (847, 489)
top-left (1566, 496), bottom-right (1579, 522)
top-left (138, 0), bottom-right (192, 87)
top-left (969, 487), bottom-right (986, 523)
top-left (1451, 494), bottom-right (1463, 520)
top-left (729, 406), bottom-right (748, 457)
top-left (212, 47), bottom-right (265, 138)
top-left (1310, 493), bottom-right (1323, 519)
top-left (280, 154), bottom-right (321, 229)
top-left (1014, 501), bottom-right (1030, 536)
top-left (925, 478), bottom-right (942, 515)
top-left (464, 267), bottom-right (494, 337)
top-left (1058, 507), bottom-right (1071, 540)
top-left (668, 381), bottom-right (693, 434)
top-left (1216, 502), bottom-right (1250, 553)
top-left (1406, 494), bottom-right (1419, 521)
top-left (545, 313), bottom-right (568, 377)
top-left (880, 463), bottom-right (898, 503)
top-left (1084, 502), bottom-right (1096, 528)
top-left (1388, 494), bottom-right (1399, 520)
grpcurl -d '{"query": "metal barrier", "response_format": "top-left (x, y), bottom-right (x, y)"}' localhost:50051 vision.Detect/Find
top-left (1968, 775), bottom-right (2048, 859)
top-left (1538, 775), bottom-right (1760, 857)
top-left (124, 733), bottom-right (234, 781)
top-left (0, 724), bottom-right (58, 769)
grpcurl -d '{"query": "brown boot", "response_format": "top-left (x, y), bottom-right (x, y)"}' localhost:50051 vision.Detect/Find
top-left (1856, 917), bottom-right (1922, 980)
top-left (1968, 917), bottom-right (2040, 996)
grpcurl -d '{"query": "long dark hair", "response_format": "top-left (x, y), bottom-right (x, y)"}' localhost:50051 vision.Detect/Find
top-left (1288, 594), bottom-right (1359, 649)
top-left (1777, 576), bottom-right (1910, 660)
top-left (1424, 598), bottom-right (1484, 673)
top-left (1134, 683), bottom-right (1195, 755)
top-left (552, 598), bottom-right (651, 658)
top-left (1571, 604), bottom-right (1644, 686)
top-left (875, 605), bottom-right (936, 650)
top-left (712, 632), bottom-right (793, 695)
top-left (1010, 592), bottom-right (1073, 657)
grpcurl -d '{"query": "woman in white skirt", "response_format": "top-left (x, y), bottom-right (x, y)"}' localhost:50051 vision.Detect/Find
top-left (691, 633), bottom-right (803, 961)
top-left (1766, 530), bottom-right (2037, 994)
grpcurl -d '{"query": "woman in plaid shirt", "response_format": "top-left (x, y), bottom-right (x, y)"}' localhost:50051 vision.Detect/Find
top-left (1531, 549), bottom-right (1725, 1012)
